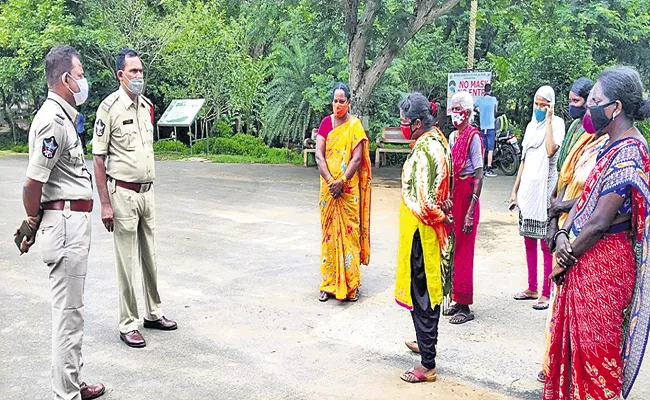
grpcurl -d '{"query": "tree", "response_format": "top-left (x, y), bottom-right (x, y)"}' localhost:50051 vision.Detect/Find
top-left (342, 0), bottom-right (461, 115)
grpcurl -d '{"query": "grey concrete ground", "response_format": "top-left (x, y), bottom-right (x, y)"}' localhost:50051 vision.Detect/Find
top-left (0, 156), bottom-right (648, 399)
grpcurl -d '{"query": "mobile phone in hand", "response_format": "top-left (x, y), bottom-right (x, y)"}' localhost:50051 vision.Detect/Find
top-left (14, 220), bottom-right (33, 251)
top-left (508, 202), bottom-right (517, 211)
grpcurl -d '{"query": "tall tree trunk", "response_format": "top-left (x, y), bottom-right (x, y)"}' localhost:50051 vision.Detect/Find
top-left (344, 0), bottom-right (461, 115)
top-left (467, 0), bottom-right (478, 69)
top-left (1, 89), bottom-right (18, 144)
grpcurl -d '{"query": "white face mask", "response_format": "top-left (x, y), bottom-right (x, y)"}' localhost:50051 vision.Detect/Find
top-left (122, 73), bottom-right (145, 96)
top-left (62, 73), bottom-right (89, 106)
top-left (451, 111), bottom-right (466, 126)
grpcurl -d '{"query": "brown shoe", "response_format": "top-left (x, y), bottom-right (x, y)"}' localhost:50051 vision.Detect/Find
top-left (80, 382), bottom-right (105, 399)
top-left (120, 330), bottom-right (146, 348)
top-left (143, 316), bottom-right (177, 331)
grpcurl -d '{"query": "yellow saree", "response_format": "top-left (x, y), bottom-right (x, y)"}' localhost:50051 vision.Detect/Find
top-left (395, 127), bottom-right (454, 310)
top-left (319, 116), bottom-right (372, 300)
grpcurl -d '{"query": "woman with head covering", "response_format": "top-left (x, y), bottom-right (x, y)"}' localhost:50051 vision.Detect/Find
top-left (556, 77), bottom-right (594, 170)
top-left (315, 82), bottom-right (372, 302)
top-left (394, 92), bottom-right (454, 383)
top-left (537, 78), bottom-right (607, 383)
top-left (444, 91), bottom-right (483, 324)
top-left (510, 86), bottom-right (565, 310)
top-left (545, 66), bottom-right (650, 399)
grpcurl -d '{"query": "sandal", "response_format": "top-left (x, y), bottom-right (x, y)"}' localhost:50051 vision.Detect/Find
top-left (318, 291), bottom-right (329, 302)
top-left (404, 340), bottom-right (420, 353)
top-left (537, 371), bottom-right (546, 383)
top-left (400, 367), bottom-right (437, 383)
top-left (532, 301), bottom-right (549, 310)
top-left (449, 311), bottom-right (474, 324)
top-left (442, 303), bottom-right (461, 316)
top-left (346, 289), bottom-right (360, 302)
top-left (513, 290), bottom-right (539, 300)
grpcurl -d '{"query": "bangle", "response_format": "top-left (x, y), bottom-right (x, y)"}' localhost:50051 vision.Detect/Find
top-left (472, 194), bottom-right (479, 201)
top-left (553, 229), bottom-right (569, 244)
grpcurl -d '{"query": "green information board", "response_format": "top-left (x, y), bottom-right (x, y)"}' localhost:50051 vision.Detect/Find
top-left (157, 99), bottom-right (205, 127)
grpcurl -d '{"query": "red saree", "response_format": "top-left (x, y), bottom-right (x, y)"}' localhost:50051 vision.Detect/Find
top-left (450, 125), bottom-right (482, 305)
top-left (544, 138), bottom-right (650, 399)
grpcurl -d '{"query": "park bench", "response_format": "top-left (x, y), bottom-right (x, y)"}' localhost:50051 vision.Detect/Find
top-left (375, 127), bottom-right (411, 167)
top-left (303, 128), bottom-right (318, 167)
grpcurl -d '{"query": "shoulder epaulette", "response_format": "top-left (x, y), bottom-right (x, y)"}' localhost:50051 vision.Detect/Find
top-left (54, 113), bottom-right (65, 126)
top-left (100, 91), bottom-right (120, 112)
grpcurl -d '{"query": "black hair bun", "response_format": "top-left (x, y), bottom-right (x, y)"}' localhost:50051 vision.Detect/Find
top-left (636, 98), bottom-right (650, 121)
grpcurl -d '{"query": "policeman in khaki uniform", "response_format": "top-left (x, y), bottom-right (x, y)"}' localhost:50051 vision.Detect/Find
top-left (15, 45), bottom-right (105, 400)
top-left (93, 49), bottom-right (176, 348)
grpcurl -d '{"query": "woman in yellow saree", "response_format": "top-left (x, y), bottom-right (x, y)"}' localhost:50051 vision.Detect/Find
top-left (315, 83), bottom-right (372, 302)
top-left (394, 93), bottom-right (454, 383)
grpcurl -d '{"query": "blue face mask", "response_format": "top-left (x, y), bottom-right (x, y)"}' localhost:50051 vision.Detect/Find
top-left (534, 108), bottom-right (546, 122)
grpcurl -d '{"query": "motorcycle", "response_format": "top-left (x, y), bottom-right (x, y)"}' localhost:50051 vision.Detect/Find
top-left (491, 127), bottom-right (521, 176)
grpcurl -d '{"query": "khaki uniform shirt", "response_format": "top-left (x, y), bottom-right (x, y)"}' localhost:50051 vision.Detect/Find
top-left (26, 92), bottom-right (93, 202)
top-left (92, 87), bottom-right (155, 183)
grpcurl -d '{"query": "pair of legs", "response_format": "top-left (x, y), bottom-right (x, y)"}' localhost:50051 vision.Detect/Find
top-left (41, 209), bottom-right (104, 399)
top-left (482, 129), bottom-right (496, 176)
top-left (515, 236), bottom-right (553, 309)
top-left (110, 185), bottom-right (167, 343)
top-left (401, 230), bottom-right (440, 383)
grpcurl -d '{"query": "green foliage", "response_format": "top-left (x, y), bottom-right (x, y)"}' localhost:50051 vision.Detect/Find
top-left (10, 144), bottom-right (29, 153)
top-left (193, 134), bottom-right (299, 162)
top-left (1, 0), bottom-right (650, 156)
top-left (154, 134), bottom-right (301, 164)
top-left (153, 139), bottom-right (190, 155)
top-left (211, 118), bottom-right (234, 138)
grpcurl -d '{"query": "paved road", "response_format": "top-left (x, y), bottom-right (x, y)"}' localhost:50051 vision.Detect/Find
top-left (0, 156), bottom-right (648, 399)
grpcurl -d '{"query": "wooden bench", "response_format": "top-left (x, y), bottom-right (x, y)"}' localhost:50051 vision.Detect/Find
top-left (375, 127), bottom-right (412, 167)
top-left (303, 128), bottom-right (318, 166)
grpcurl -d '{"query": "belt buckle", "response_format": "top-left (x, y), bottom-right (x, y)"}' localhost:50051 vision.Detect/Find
top-left (140, 183), bottom-right (151, 193)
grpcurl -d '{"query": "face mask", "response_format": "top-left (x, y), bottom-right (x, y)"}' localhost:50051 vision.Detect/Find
top-left (63, 73), bottom-right (89, 106)
top-left (451, 110), bottom-right (468, 128)
top-left (582, 112), bottom-right (596, 134)
top-left (534, 108), bottom-right (546, 122)
top-left (122, 73), bottom-right (145, 96)
top-left (588, 101), bottom-right (618, 134)
top-left (400, 121), bottom-right (418, 140)
top-left (568, 104), bottom-right (586, 120)
top-left (333, 102), bottom-right (349, 119)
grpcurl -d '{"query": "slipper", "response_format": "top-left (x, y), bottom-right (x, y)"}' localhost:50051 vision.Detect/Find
top-left (405, 340), bottom-right (420, 353)
top-left (443, 303), bottom-right (461, 316)
top-left (513, 291), bottom-right (538, 300)
top-left (400, 367), bottom-right (437, 383)
top-left (346, 289), bottom-right (360, 302)
top-left (318, 291), bottom-right (329, 302)
top-left (449, 311), bottom-right (475, 325)
top-left (537, 371), bottom-right (546, 383)
top-left (532, 301), bottom-right (549, 310)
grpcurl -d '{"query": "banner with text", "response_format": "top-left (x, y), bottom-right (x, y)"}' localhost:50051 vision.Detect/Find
top-left (447, 72), bottom-right (492, 115)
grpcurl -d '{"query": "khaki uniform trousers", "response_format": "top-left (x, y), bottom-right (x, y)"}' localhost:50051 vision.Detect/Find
top-left (109, 180), bottom-right (162, 333)
top-left (39, 208), bottom-right (91, 400)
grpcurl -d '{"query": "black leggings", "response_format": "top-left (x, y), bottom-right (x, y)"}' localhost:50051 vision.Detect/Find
top-left (410, 229), bottom-right (441, 370)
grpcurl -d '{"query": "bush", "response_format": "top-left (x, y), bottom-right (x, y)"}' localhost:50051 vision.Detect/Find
top-left (211, 118), bottom-right (234, 137)
top-left (153, 140), bottom-right (190, 154)
top-left (192, 134), bottom-right (300, 163)
top-left (10, 144), bottom-right (29, 153)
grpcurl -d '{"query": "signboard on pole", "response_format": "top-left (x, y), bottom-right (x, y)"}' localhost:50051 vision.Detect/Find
top-left (446, 72), bottom-right (492, 114)
top-left (157, 99), bottom-right (205, 127)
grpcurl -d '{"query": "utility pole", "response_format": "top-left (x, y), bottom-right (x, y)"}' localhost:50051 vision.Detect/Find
top-left (467, 0), bottom-right (478, 69)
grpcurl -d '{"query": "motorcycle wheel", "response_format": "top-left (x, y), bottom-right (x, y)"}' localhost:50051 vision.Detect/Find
top-left (498, 144), bottom-right (520, 176)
